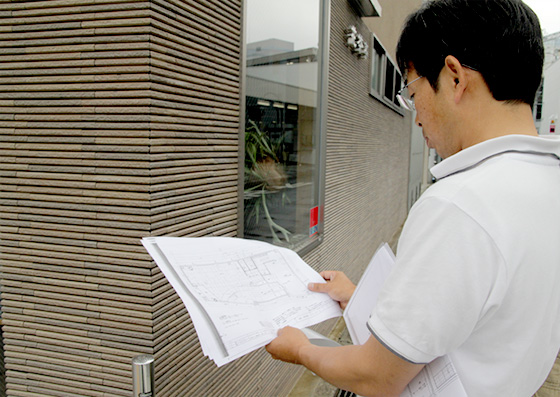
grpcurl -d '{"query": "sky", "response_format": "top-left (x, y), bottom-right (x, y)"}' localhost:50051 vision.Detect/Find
top-left (523, 0), bottom-right (560, 35)
top-left (244, 0), bottom-right (560, 50)
top-left (245, 0), bottom-right (319, 50)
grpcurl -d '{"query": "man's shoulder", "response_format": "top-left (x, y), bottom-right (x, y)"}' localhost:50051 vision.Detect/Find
top-left (431, 135), bottom-right (560, 181)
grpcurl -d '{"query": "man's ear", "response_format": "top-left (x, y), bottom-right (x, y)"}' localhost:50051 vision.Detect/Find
top-left (444, 55), bottom-right (468, 103)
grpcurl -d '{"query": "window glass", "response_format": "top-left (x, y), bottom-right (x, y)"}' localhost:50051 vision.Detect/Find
top-left (370, 35), bottom-right (403, 111)
top-left (384, 62), bottom-right (395, 100)
top-left (393, 73), bottom-right (402, 106)
top-left (534, 82), bottom-right (543, 121)
top-left (243, 0), bottom-right (324, 250)
top-left (371, 43), bottom-right (384, 93)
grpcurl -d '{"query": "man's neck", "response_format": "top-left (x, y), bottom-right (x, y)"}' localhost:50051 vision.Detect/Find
top-left (459, 99), bottom-right (538, 151)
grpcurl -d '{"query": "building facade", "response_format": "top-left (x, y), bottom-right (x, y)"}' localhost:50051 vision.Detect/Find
top-left (0, 0), bottom-right (419, 395)
top-left (537, 32), bottom-right (560, 136)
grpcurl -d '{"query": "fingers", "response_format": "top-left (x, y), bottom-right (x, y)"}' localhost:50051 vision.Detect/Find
top-left (277, 326), bottom-right (293, 336)
top-left (309, 270), bottom-right (344, 292)
top-left (265, 342), bottom-right (279, 359)
top-left (319, 270), bottom-right (338, 281)
top-left (308, 271), bottom-right (356, 310)
top-left (308, 281), bottom-right (329, 292)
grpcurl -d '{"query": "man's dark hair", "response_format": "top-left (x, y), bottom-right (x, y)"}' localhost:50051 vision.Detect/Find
top-left (396, 0), bottom-right (544, 105)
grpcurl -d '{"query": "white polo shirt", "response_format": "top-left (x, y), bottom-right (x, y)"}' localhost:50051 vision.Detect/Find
top-left (368, 135), bottom-right (560, 396)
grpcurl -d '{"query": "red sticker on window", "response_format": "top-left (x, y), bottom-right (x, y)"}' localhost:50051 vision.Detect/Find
top-left (310, 206), bottom-right (319, 236)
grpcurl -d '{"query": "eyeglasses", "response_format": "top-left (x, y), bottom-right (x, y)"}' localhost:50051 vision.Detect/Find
top-left (397, 65), bottom-right (478, 111)
top-left (396, 75), bottom-right (424, 111)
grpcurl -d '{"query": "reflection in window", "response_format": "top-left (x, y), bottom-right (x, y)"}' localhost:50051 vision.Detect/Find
top-left (371, 41), bottom-right (384, 94)
top-left (533, 81), bottom-right (543, 121)
top-left (370, 35), bottom-right (403, 110)
top-left (243, 0), bottom-right (324, 250)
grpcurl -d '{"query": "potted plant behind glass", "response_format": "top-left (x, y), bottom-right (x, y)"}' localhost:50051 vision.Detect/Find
top-left (244, 120), bottom-right (292, 243)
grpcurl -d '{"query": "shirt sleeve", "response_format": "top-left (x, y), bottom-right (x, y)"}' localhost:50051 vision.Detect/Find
top-left (368, 195), bottom-right (507, 364)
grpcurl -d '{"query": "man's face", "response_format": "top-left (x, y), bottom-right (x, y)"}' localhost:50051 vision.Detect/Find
top-left (407, 68), bottom-right (461, 159)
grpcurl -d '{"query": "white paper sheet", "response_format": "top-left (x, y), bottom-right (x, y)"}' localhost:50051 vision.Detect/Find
top-left (344, 243), bottom-right (396, 345)
top-left (142, 236), bottom-right (342, 366)
top-left (401, 355), bottom-right (467, 397)
top-left (343, 243), bottom-right (468, 397)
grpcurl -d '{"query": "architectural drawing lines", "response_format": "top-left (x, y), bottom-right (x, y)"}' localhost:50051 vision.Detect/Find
top-left (179, 249), bottom-right (306, 305)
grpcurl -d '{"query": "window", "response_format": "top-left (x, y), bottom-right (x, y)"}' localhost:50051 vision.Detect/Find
top-left (384, 61), bottom-right (395, 100)
top-left (242, 0), bottom-right (327, 252)
top-left (533, 80), bottom-right (543, 122)
top-left (371, 40), bottom-right (384, 94)
top-left (370, 35), bottom-right (403, 111)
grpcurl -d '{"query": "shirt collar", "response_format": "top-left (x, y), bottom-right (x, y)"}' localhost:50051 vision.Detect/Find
top-left (431, 135), bottom-right (560, 180)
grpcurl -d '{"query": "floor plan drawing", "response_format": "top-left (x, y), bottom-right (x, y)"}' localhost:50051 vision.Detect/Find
top-left (179, 249), bottom-right (307, 305)
top-left (142, 236), bottom-right (342, 365)
top-left (403, 356), bottom-right (461, 397)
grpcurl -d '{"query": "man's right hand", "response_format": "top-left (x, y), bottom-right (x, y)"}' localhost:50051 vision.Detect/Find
top-left (308, 271), bottom-right (356, 310)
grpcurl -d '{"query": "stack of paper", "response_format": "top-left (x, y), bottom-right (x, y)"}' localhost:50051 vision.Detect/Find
top-left (343, 243), bottom-right (396, 345)
top-left (343, 243), bottom-right (467, 397)
top-left (142, 236), bottom-right (342, 367)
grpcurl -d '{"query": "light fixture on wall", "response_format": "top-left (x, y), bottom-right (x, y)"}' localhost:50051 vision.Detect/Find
top-left (345, 26), bottom-right (368, 59)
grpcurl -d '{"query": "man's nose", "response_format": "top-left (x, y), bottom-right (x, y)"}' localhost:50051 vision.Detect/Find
top-left (415, 114), bottom-right (422, 127)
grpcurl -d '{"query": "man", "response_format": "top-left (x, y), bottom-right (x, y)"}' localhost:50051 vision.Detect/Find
top-left (265, 0), bottom-right (560, 396)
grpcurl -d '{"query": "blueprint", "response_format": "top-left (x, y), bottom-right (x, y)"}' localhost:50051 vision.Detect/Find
top-left (142, 236), bottom-right (341, 366)
top-left (402, 355), bottom-right (465, 397)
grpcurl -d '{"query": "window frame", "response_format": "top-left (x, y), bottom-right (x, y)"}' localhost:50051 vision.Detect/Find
top-left (238, 0), bottom-right (330, 255)
top-left (369, 34), bottom-right (404, 115)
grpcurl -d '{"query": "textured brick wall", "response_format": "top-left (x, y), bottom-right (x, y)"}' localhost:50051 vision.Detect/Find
top-left (0, 2), bottom-right (155, 395)
top-left (0, 0), bottom-right (411, 396)
top-left (146, 1), bottom-right (245, 395)
top-left (0, 1), bottom-right (244, 396)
